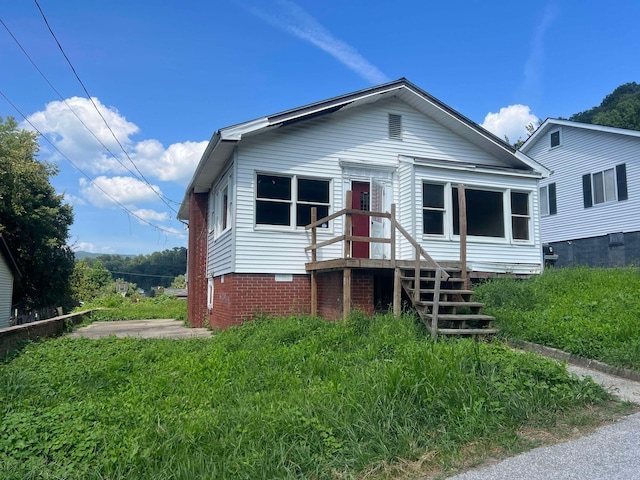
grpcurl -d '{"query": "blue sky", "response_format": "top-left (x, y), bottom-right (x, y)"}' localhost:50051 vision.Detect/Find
top-left (1, 0), bottom-right (639, 254)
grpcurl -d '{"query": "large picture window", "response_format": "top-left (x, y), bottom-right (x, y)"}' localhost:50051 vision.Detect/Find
top-left (256, 174), bottom-right (330, 228)
top-left (453, 187), bottom-right (504, 238)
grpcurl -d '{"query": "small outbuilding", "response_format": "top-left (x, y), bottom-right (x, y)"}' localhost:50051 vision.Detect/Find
top-left (0, 233), bottom-right (21, 328)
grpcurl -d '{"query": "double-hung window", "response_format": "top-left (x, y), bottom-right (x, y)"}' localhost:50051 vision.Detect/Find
top-left (422, 183), bottom-right (445, 235)
top-left (582, 164), bottom-right (628, 208)
top-left (540, 183), bottom-right (557, 216)
top-left (511, 192), bottom-right (530, 240)
top-left (256, 174), bottom-right (330, 228)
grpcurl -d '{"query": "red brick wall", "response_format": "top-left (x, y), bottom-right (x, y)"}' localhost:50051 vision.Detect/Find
top-left (317, 270), bottom-right (374, 320)
top-left (187, 191), bottom-right (209, 327)
top-left (352, 270), bottom-right (375, 315)
top-left (210, 273), bottom-right (311, 329)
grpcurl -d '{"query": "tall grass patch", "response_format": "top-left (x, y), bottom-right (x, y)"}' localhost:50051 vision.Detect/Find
top-left (0, 313), bottom-right (613, 479)
top-left (475, 267), bottom-right (640, 370)
top-left (78, 293), bottom-right (187, 321)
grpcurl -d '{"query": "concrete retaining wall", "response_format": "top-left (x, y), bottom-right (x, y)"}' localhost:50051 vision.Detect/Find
top-left (0, 309), bottom-right (98, 358)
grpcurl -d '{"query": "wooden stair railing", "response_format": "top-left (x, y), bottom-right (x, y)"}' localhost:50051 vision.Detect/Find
top-left (306, 197), bottom-right (496, 337)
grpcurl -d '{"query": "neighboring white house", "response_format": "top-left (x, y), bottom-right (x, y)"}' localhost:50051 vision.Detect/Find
top-left (0, 234), bottom-right (20, 329)
top-left (520, 118), bottom-right (640, 267)
top-left (179, 78), bottom-right (549, 329)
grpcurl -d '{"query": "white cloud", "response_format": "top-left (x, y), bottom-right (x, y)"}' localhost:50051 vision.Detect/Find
top-left (247, 0), bottom-right (388, 84)
top-left (481, 105), bottom-right (539, 144)
top-left (24, 97), bottom-right (206, 184)
top-left (62, 192), bottom-right (87, 207)
top-left (131, 208), bottom-right (170, 223)
top-left (79, 176), bottom-right (162, 208)
top-left (72, 241), bottom-right (96, 252)
top-left (132, 139), bottom-right (208, 184)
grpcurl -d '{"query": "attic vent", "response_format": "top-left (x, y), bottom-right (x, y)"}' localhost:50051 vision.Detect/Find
top-left (388, 113), bottom-right (402, 140)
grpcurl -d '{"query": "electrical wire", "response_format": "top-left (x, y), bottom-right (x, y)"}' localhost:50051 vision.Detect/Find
top-left (0, 89), bottom-right (183, 236)
top-left (0, 17), bottom-right (180, 211)
top-left (32, 0), bottom-right (182, 213)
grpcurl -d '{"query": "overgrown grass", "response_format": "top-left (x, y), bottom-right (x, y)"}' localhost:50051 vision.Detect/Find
top-left (475, 267), bottom-right (640, 371)
top-left (77, 293), bottom-right (187, 322)
top-left (0, 313), bottom-right (622, 479)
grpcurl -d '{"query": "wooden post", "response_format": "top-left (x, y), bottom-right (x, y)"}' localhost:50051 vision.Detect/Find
top-left (343, 190), bottom-right (352, 321)
top-left (457, 184), bottom-right (468, 288)
top-left (310, 207), bottom-right (317, 317)
top-left (345, 190), bottom-right (353, 258)
top-left (414, 246), bottom-right (420, 305)
top-left (431, 267), bottom-right (442, 338)
top-left (391, 204), bottom-right (400, 318)
top-left (343, 268), bottom-right (351, 321)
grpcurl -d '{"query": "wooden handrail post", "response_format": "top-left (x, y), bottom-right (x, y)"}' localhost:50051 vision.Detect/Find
top-left (310, 207), bottom-right (317, 317)
top-left (345, 190), bottom-right (353, 258)
top-left (391, 204), bottom-right (400, 317)
top-left (414, 246), bottom-right (420, 305)
top-left (458, 184), bottom-right (468, 288)
top-left (431, 267), bottom-right (442, 338)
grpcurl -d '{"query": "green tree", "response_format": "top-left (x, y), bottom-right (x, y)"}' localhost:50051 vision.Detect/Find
top-left (569, 82), bottom-right (640, 130)
top-left (170, 274), bottom-right (186, 288)
top-left (0, 117), bottom-right (75, 310)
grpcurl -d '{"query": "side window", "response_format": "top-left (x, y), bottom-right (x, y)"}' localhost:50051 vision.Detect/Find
top-left (422, 183), bottom-right (445, 235)
top-left (511, 192), bottom-right (530, 240)
top-left (583, 164), bottom-right (627, 208)
top-left (208, 191), bottom-right (215, 234)
top-left (540, 183), bottom-right (557, 216)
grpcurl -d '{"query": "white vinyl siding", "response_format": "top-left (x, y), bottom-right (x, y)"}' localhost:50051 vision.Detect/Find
top-left (211, 97), bottom-right (542, 275)
top-left (0, 255), bottom-right (13, 328)
top-left (529, 125), bottom-right (640, 243)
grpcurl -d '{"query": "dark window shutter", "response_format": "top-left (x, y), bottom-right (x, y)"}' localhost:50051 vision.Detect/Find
top-left (582, 174), bottom-right (593, 208)
top-left (549, 182), bottom-right (557, 215)
top-left (616, 163), bottom-right (628, 201)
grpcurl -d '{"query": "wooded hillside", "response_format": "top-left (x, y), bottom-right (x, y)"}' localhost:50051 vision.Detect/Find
top-left (569, 82), bottom-right (640, 131)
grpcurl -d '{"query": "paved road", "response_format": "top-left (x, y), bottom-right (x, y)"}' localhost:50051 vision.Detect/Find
top-left (67, 319), bottom-right (212, 339)
top-left (447, 365), bottom-right (640, 479)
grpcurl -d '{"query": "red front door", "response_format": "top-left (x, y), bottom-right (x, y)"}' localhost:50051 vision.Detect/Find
top-left (351, 181), bottom-right (370, 258)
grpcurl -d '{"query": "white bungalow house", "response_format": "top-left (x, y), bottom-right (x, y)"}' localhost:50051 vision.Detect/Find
top-left (520, 119), bottom-right (640, 267)
top-left (0, 234), bottom-right (20, 328)
top-left (178, 79), bottom-right (549, 332)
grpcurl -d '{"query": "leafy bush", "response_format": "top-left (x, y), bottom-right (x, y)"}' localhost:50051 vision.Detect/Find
top-left (0, 314), bottom-right (611, 479)
top-left (475, 267), bottom-right (640, 370)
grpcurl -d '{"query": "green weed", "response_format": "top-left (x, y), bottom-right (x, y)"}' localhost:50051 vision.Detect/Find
top-left (0, 313), bottom-right (616, 479)
top-left (475, 267), bottom-right (640, 371)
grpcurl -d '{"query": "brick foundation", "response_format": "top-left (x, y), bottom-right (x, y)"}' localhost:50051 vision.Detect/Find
top-left (209, 273), bottom-right (311, 329)
top-left (317, 270), bottom-right (374, 320)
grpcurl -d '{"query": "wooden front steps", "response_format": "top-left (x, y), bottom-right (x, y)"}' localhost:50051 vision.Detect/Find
top-left (400, 267), bottom-right (497, 337)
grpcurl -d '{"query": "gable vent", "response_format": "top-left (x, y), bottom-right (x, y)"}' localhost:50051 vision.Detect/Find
top-left (388, 113), bottom-right (402, 140)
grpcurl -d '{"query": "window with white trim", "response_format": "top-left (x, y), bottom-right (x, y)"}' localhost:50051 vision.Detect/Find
top-left (583, 164), bottom-right (628, 208)
top-left (206, 277), bottom-right (214, 309)
top-left (422, 182), bottom-right (531, 241)
top-left (550, 129), bottom-right (561, 148)
top-left (453, 187), bottom-right (505, 238)
top-left (207, 190), bottom-right (215, 234)
top-left (256, 174), bottom-right (330, 228)
top-left (422, 183), bottom-right (445, 235)
top-left (540, 183), bottom-right (557, 216)
top-left (510, 191), bottom-right (530, 240)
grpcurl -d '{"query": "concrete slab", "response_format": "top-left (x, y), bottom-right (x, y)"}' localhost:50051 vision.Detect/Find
top-left (67, 319), bottom-right (212, 339)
